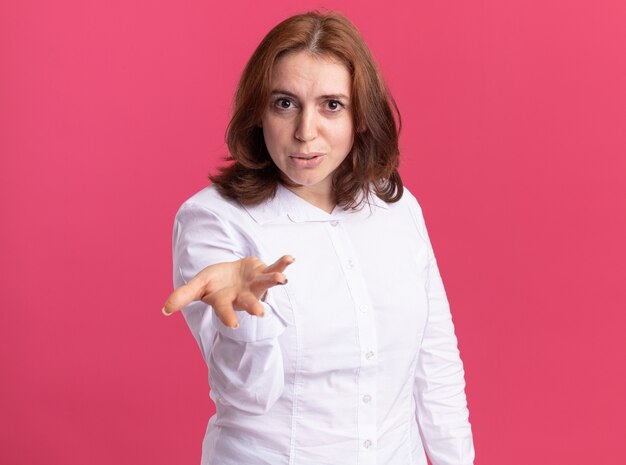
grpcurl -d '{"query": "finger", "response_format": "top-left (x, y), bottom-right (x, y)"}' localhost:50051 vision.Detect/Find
top-left (162, 280), bottom-right (205, 316)
top-left (235, 291), bottom-right (265, 317)
top-left (162, 264), bottom-right (224, 315)
top-left (249, 271), bottom-right (288, 297)
top-left (259, 271), bottom-right (289, 286)
top-left (263, 255), bottom-right (295, 274)
top-left (211, 295), bottom-right (240, 329)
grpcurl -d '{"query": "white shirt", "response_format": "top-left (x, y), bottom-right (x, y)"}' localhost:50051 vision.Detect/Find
top-left (172, 184), bottom-right (474, 465)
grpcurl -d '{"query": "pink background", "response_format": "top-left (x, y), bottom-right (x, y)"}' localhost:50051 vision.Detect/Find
top-left (2, 0), bottom-right (625, 463)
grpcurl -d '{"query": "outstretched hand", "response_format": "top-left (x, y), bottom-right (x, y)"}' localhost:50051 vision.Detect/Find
top-left (162, 255), bottom-right (295, 328)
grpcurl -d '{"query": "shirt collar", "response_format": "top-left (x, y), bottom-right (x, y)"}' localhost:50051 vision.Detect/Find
top-left (242, 183), bottom-right (389, 225)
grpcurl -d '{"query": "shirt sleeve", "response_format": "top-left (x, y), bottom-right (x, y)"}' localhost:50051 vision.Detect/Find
top-left (409, 198), bottom-right (475, 465)
top-left (172, 201), bottom-right (286, 415)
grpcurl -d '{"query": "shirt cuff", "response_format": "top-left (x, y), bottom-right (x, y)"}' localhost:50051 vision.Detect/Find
top-left (211, 291), bottom-right (287, 343)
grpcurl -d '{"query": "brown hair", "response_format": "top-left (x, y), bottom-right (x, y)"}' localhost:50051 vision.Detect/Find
top-left (210, 11), bottom-right (403, 209)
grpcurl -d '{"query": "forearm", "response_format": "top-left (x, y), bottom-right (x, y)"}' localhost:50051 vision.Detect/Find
top-left (408, 195), bottom-right (474, 464)
top-left (208, 318), bottom-right (285, 415)
top-left (206, 292), bottom-right (287, 414)
top-left (414, 258), bottom-right (474, 465)
top-left (172, 202), bottom-right (287, 414)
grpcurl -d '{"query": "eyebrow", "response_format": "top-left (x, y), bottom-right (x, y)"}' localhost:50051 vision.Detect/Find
top-left (269, 89), bottom-right (350, 101)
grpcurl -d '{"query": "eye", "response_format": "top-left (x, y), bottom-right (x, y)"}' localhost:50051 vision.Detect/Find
top-left (325, 100), bottom-right (344, 111)
top-left (273, 98), bottom-right (295, 110)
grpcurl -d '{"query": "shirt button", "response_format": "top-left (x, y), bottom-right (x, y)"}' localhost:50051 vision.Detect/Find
top-left (330, 220), bottom-right (339, 227)
top-left (362, 394), bottom-right (372, 404)
top-left (365, 351), bottom-right (375, 360)
top-left (363, 439), bottom-right (372, 449)
top-left (347, 260), bottom-right (355, 269)
top-left (218, 397), bottom-right (228, 405)
top-left (359, 304), bottom-right (368, 313)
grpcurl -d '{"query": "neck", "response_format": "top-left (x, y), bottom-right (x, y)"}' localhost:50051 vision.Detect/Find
top-left (286, 185), bottom-right (336, 213)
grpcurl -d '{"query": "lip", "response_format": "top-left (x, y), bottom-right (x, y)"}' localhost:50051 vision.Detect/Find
top-left (288, 152), bottom-right (325, 168)
top-left (290, 152), bottom-right (324, 159)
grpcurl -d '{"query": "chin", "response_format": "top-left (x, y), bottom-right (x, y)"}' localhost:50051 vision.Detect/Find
top-left (290, 176), bottom-right (325, 188)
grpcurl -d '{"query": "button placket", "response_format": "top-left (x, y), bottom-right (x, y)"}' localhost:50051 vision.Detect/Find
top-left (325, 220), bottom-right (378, 464)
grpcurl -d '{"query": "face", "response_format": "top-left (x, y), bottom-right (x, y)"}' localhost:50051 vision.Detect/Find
top-left (261, 51), bottom-right (354, 209)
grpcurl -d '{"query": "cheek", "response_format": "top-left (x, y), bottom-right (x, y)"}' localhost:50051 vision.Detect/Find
top-left (262, 116), bottom-right (291, 149)
top-left (261, 122), bottom-right (281, 153)
top-left (330, 120), bottom-right (355, 152)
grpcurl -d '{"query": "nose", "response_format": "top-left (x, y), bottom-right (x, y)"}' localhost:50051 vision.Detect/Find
top-left (294, 107), bottom-right (318, 142)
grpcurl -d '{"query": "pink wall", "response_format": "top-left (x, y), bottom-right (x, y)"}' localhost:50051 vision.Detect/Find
top-left (1, 0), bottom-right (625, 463)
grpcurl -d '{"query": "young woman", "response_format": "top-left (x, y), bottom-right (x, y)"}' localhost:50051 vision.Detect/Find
top-left (163, 11), bottom-right (474, 465)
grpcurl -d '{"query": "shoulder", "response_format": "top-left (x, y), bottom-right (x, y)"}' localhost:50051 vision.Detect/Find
top-left (376, 187), bottom-right (429, 243)
top-left (174, 185), bottom-right (254, 225)
top-left (375, 186), bottom-right (423, 215)
top-left (173, 186), bottom-right (259, 242)
top-left (173, 186), bottom-right (260, 257)
top-left (177, 185), bottom-right (241, 215)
